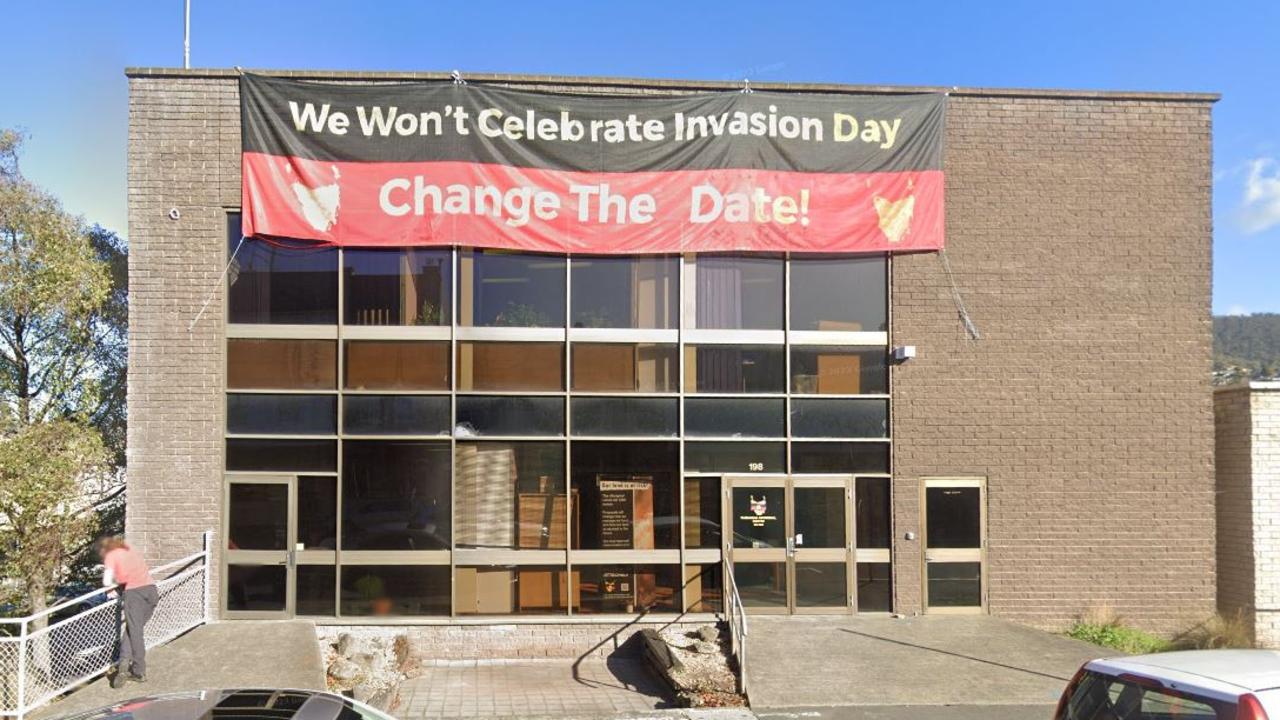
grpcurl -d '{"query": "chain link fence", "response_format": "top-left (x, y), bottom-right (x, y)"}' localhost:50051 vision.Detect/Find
top-left (0, 533), bottom-right (211, 719)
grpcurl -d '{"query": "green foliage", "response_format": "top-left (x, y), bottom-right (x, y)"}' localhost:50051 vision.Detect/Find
top-left (493, 302), bottom-right (552, 327)
top-left (1214, 313), bottom-right (1280, 384)
top-left (1067, 621), bottom-right (1170, 655)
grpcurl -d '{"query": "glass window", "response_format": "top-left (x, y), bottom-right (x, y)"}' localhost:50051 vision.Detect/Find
top-left (685, 398), bottom-right (785, 438)
top-left (573, 565), bottom-right (679, 614)
top-left (339, 565), bottom-right (450, 616)
top-left (731, 486), bottom-right (786, 549)
top-left (927, 562), bottom-right (982, 607)
top-left (571, 398), bottom-right (677, 437)
top-left (343, 395), bottom-right (450, 436)
top-left (684, 346), bottom-right (785, 393)
top-left (345, 341), bottom-right (449, 391)
top-left (926, 486), bottom-right (981, 549)
top-left (1064, 672), bottom-right (1231, 720)
top-left (790, 348), bottom-right (888, 394)
top-left (297, 476), bottom-right (337, 551)
top-left (225, 439), bottom-right (336, 472)
top-left (790, 255), bottom-right (886, 332)
top-left (227, 219), bottom-right (337, 324)
top-left (570, 256), bottom-right (678, 329)
top-left (457, 342), bottom-right (564, 391)
top-left (790, 399), bottom-right (888, 438)
top-left (684, 442), bottom-right (786, 474)
top-left (694, 255), bottom-right (783, 330)
top-left (344, 248), bottom-right (451, 326)
top-left (571, 442), bottom-right (679, 550)
top-left (734, 562), bottom-right (787, 609)
top-left (296, 565), bottom-right (336, 616)
top-left (794, 488), bottom-right (846, 548)
top-left (684, 565), bottom-right (723, 613)
top-left (683, 477), bottom-right (721, 550)
top-left (795, 563), bottom-right (847, 608)
top-left (459, 249), bottom-right (564, 327)
top-left (856, 478), bottom-right (891, 550)
top-left (342, 441), bottom-right (451, 550)
top-left (228, 484), bottom-right (287, 550)
top-left (856, 563), bottom-right (892, 612)
top-left (456, 566), bottom-right (570, 615)
top-left (455, 442), bottom-right (565, 550)
top-left (226, 565), bottom-right (286, 612)
top-left (228, 339), bottom-right (336, 391)
top-left (571, 344), bottom-right (677, 393)
top-left (456, 396), bottom-right (564, 437)
top-left (792, 442), bottom-right (890, 474)
top-left (226, 394), bottom-right (336, 435)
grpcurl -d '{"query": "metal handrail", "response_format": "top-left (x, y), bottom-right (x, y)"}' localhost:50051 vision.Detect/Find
top-left (723, 560), bottom-right (749, 698)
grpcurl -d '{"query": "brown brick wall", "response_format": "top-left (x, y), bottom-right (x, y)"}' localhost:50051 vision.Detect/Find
top-left (892, 96), bottom-right (1215, 632)
top-left (1214, 386), bottom-right (1255, 636)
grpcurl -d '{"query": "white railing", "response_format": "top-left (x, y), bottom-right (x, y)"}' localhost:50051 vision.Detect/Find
top-left (0, 532), bottom-right (212, 720)
top-left (723, 561), bottom-right (749, 698)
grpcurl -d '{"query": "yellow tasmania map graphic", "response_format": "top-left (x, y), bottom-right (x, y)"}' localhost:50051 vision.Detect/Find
top-left (873, 194), bottom-right (915, 243)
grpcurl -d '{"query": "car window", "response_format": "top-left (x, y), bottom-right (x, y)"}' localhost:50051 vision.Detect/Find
top-left (1064, 671), bottom-right (1233, 720)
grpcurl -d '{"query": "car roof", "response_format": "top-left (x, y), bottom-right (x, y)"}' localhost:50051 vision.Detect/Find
top-left (1091, 650), bottom-right (1280, 693)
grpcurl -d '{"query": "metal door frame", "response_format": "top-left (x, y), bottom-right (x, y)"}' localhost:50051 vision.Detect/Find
top-left (920, 476), bottom-right (987, 615)
top-left (222, 473), bottom-right (296, 619)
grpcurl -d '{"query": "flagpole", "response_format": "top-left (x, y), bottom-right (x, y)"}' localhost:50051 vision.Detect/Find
top-left (183, 0), bottom-right (191, 68)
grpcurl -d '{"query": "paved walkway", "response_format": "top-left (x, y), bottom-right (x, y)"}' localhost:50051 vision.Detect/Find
top-left (37, 621), bottom-right (325, 719)
top-left (745, 615), bottom-right (1104, 713)
top-left (396, 658), bottom-right (676, 719)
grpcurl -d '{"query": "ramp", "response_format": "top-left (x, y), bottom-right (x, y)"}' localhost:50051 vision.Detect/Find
top-left (36, 621), bottom-right (325, 719)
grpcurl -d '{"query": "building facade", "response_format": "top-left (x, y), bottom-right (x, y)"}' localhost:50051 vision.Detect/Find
top-left (126, 69), bottom-right (1217, 633)
top-left (1216, 382), bottom-right (1280, 647)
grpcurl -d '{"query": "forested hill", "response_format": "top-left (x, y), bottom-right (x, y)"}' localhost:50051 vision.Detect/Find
top-left (1214, 313), bottom-right (1280, 384)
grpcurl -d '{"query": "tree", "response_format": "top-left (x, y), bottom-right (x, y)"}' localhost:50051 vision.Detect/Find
top-left (0, 129), bottom-right (117, 626)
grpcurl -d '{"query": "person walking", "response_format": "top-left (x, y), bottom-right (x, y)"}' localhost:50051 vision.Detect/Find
top-left (97, 537), bottom-right (158, 688)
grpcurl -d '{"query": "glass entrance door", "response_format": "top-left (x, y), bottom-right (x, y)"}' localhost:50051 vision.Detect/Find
top-left (725, 476), bottom-right (852, 614)
top-left (922, 478), bottom-right (985, 613)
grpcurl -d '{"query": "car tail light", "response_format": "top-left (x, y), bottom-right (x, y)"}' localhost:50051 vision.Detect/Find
top-left (1053, 664), bottom-right (1088, 719)
top-left (1238, 693), bottom-right (1270, 720)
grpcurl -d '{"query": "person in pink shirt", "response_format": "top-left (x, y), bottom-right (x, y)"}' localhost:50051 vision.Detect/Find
top-left (97, 536), bottom-right (158, 688)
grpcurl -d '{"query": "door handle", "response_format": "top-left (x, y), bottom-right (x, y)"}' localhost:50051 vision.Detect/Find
top-left (786, 536), bottom-right (796, 558)
top-left (287, 550), bottom-right (296, 568)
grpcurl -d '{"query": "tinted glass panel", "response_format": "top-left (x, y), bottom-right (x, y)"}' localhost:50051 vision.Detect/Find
top-left (226, 394), bottom-right (336, 435)
top-left (456, 566), bottom-right (570, 615)
top-left (571, 398), bottom-right (677, 437)
top-left (684, 442), bottom-right (786, 474)
top-left (734, 562), bottom-right (787, 608)
top-left (683, 477), bottom-right (721, 550)
top-left (926, 486), bottom-right (981, 549)
top-left (456, 396), bottom-right (564, 437)
top-left (342, 441), bottom-right (451, 550)
top-left (731, 486), bottom-right (786, 549)
top-left (571, 344), bottom-right (677, 393)
top-left (228, 339), bottom-right (336, 390)
top-left (792, 442), bottom-right (890, 474)
top-left (794, 488), bottom-right (845, 548)
top-left (459, 250), bottom-right (564, 327)
top-left (340, 565), bottom-right (450, 616)
top-left (344, 248), bottom-right (451, 326)
top-left (685, 398), bottom-right (785, 438)
top-left (684, 564), bottom-right (724, 613)
top-left (571, 256), bottom-right (678, 329)
top-left (228, 484), bottom-right (287, 550)
top-left (684, 345), bottom-right (785, 393)
top-left (856, 478), bottom-right (891, 549)
top-left (572, 442), bottom-right (679, 550)
top-left (795, 563), bottom-right (848, 608)
top-left (695, 255), bottom-right (783, 329)
top-left (226, 439), bottom-right (336, 472)
top-left (226, 565), bottom-right (286, 612)
top-left (227, 225), bottom-right (337, 324)
top-left (296, 565), bottom-right (336, 616)
top-left (573, 565), bottom-right (679, 614)
top-left (856, 563), bottom-right (892, 612)
top-left (345, 341), bottom-right (449, 390)
top-left (790, 348), bottom-right (888, 394)
top-left (297, 476), bottom-right (337, 551)
top-left (457, 342), bottom-right (564, 391)
top-left (927, 562), bottom-right (981, 608)
top-left (1066, 672), bottom-right (1230, 720)
top-left (343, 395), bottom-right (450, 436)
top-left (456, 442), bottom-right (565, 550)
top-left (790, 255), bottom-right (886, 332)
top-left (790, 399), bottom-right (888, 438)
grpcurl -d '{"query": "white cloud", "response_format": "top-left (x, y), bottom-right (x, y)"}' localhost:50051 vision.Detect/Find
top-left (1239, 157), bottom-right (1280, 235)
top-left (1226, 304), bottom-right (1250, 316)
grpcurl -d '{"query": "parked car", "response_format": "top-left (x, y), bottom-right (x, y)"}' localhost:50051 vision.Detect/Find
top-left (1054, 650), bottom-right (1280, 719)
top-left (53, 688), bottom-right (397, 720)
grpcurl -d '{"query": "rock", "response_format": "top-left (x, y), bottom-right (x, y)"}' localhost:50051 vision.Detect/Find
top-left (328, 657), bottom-right (363, 684)
top-left (693, 640), bottom-right (719, 654)
top-left (335, 633), bottom-right (356, 657)
top-left (351, 682), bottom-right (378, 703)
top-left (697, 625), bottom-right (719, 642)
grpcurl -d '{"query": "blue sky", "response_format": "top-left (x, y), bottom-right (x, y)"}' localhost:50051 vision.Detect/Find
top-left (3, 1), bottom-right (1278, 314)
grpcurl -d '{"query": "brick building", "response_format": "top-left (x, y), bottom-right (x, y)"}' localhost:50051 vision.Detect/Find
top-left (1215, 382), bottom-right (1280, 647)
top-left (125, 68), bottom-right (1217, 635)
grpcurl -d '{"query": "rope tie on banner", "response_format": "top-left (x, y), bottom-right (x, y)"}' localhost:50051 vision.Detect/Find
top-left (189, 235), bottom-right (246, 333)
top-left (451, 70), bottom-right (466, 86)
top-left (938, 249), bottom-right (981, 341)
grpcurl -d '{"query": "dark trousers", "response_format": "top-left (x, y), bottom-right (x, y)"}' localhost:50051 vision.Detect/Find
top-left (118, 585), bottom-right (159, 676)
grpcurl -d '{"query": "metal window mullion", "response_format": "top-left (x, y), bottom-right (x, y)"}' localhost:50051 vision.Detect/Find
top-left (334, 245), bottom-right (345, 620)
top-left (565, 255), bottom-right (574, 616)
top-left (677, 252), bottom-right (688, 612)
top-left (449, 246), bottom-right (458, 618)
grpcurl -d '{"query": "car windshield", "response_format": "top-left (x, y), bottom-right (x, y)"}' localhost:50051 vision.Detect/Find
top-left (1062, 671), bottom-right (1234, 720)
